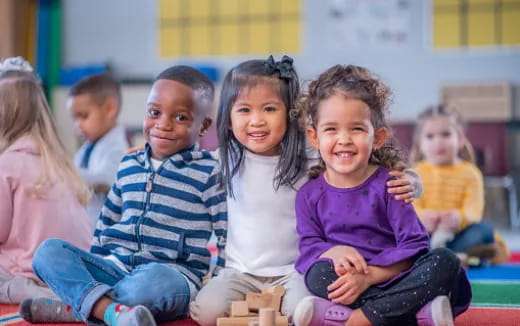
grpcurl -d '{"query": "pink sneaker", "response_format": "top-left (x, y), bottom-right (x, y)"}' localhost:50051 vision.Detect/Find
top-left (293, 296), bottom-right (352, 326)
top-left (416, 296), bottom-right (454, 326)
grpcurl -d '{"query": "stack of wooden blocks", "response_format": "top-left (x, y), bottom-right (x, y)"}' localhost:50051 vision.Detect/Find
top-left (216, 285), bottom-right (288, 326)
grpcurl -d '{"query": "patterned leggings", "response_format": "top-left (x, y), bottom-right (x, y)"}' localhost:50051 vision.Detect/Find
top-left (305, 248), bottom-right (462, 326)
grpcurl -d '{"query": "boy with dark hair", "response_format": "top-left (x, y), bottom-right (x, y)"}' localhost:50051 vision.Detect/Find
top-left (20, 66), bottom-right (227, 326)
top-left (69, 73), bottom-right (129, 228)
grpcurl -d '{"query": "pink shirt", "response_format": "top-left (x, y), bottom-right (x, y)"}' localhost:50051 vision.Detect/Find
top-left (0, 136), bottom-right (92, 280)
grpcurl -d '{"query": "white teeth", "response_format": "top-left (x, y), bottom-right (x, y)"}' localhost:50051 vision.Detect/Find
top-left (250, 133), bottom-right (266, 137)
top-left (336, 152), bottom-right (353, 157)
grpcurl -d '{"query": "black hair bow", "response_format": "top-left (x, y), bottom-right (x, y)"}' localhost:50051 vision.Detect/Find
top-left (264, 55), bottom-right (294, 80)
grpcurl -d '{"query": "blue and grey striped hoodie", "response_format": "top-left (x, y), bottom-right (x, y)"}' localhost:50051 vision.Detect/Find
top-left (91, 144), bottom-right (227, 290)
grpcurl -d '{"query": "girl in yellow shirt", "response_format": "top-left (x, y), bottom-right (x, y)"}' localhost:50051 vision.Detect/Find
top-left (410, 105), bottom-right (508, 265)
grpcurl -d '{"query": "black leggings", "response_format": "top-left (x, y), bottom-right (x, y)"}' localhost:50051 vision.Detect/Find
top-left (305, 248), bottom-right (461, 326)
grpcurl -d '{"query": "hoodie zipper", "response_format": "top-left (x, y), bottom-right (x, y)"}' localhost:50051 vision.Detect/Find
top-left (135, 172), bottom-right (154, 252)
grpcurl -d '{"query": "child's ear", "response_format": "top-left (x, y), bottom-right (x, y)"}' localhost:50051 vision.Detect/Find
top-left (306, 126), bottom-right (319, 150)
top-left (103, 98), bottom-right (118, 120)
top-left (199, 118), bottom-right (212, 137)
top-left (373, 127), bottom-right (388, 150)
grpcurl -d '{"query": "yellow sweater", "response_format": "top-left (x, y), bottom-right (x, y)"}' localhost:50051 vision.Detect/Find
top-left (413, 160), bottom-right (484, 231)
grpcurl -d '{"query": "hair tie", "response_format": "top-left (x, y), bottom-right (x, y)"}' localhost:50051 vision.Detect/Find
top-left (264, 55), bottom-right (294, 80)
top-left (0, 56), bottom-right (33, 73)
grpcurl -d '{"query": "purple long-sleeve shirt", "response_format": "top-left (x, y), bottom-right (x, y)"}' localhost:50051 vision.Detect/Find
top-left (295, 167), bottom-right (471, 316)
top-left (295, 167), bottom-right (429, 275)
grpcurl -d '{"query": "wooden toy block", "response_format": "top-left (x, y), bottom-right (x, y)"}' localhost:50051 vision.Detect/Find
top-left (216, 315), bottom-right (288, 326)
top-left (231, 301), bottom-right (250, 317)
top-left (259, 308), bottom-right (276, 326)
top-left (246, 285), bottom-right (285, 312)
top-left (261, 285), bottom-right (286, 297)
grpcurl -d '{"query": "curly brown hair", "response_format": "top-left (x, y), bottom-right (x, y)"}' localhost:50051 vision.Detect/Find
top-left (297, 64), bottom-right (406, 178)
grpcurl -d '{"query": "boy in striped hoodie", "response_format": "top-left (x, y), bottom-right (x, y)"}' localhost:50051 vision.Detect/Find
top-left (20, 66), bottom-right (227, 326)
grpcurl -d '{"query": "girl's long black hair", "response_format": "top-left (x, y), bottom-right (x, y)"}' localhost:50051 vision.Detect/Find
top-left (217, 56), bottom-right (307, 196)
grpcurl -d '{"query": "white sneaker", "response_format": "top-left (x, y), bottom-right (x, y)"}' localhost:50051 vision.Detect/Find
top-left (416, 296), bottom-right (454, 326)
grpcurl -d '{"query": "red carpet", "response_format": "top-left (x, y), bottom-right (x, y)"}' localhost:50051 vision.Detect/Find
top-left (3, 304), bottom-right (520, 325)
top-left (0, 305), bottom-right (197, 325)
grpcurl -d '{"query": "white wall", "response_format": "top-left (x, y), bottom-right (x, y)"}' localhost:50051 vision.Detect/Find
top-left (61, 0), bottom-right (520, 121)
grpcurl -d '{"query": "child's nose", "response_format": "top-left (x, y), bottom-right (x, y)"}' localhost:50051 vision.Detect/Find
top-left (157, 117), bottom-right (173, 130)
top-left (338, 131), bottom-right (352, 144)
top-left (249, 112), bottom-right (266, 126)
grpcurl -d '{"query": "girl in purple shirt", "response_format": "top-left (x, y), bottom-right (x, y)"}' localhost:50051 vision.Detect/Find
top-left (293, 65), bottom-right (471, 326)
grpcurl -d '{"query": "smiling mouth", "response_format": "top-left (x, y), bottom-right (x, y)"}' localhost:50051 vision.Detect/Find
top-left (151, 134), bottom-right (176, 141)
top-left (248, 132), bottom-right (268, 139)
top-left (334, 151), bottom-right (355, 158)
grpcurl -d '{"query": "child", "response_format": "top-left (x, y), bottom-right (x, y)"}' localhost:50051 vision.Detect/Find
top-left (190, 56), bottom-right (421, 325)
top-left (20, 66), bottom-right (227, 326)
top-left (293, 65), bottom-right (471, 326)
top-left (0, 57), bottom-right (92, 303)
top-left (410, 105), bottom-right (509, 265)
top-left (69, 73), bottom-right (129, 228)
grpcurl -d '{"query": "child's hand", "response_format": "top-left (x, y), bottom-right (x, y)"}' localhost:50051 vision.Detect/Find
top-left (327, 271), bottom-right (370, 305)
top-left (439, 210), bottom-right (461, 232)
top-left (320, 246), bottom-right (368, 275)
top-left (421, 210), bottom-right (441, 233)
top-left (92, 183), bottom-right (111, 194)
top-left (387, 170), bottom-right (415, 203)
top-left (125, 145), bottom-right (144, 155)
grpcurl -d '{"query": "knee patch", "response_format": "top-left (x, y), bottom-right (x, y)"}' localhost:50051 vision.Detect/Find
top-left (304, 260), bottom-right (338, 299)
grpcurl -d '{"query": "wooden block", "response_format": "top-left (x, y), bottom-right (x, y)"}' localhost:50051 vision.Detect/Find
top-left (261, 285), bottom-right (286, 297)
top-left (245, 292), bottom-right (273, 312)
top-left (259, 308), bottom-right (276, 326)
top-left (217, 316), bottom-right (288, 326)
top-left (231, 301), bottom-right (250, 317)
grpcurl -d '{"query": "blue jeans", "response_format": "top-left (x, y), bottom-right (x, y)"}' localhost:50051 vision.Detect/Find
top-left (447, 222), bottom-right (494, 253)
top-left (32, 239), bottom-right (191, 324)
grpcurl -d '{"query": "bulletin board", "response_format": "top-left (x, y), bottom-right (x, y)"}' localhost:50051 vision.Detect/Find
top-left (158, 0), bottom-right (301, 57)
top-left (432, 0), bottom-right (520, 48)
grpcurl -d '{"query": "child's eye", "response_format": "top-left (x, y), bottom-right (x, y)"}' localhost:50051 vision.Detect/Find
top-left (353, 127), bottom-right (364, 132)
top-left (324, 127), bottom-right (336, 132)
top-left (147, 109), bottom-right (160, 117)
top-left (441, 131), bottom-right (452, 138)
top-left (237, 107), bottom-right (250, 113)
top-left (425, 133), bottom-right (434, 139)
top-left (175, 114), bottom-right (189, 121)
top-left (264, 106), bottom-right (276, 112)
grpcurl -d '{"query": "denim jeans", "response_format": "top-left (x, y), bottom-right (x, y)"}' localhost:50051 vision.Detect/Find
top-left (447, 222), bottom-right (494, 253)
top-left (32, 239), bottom-right (191, 325)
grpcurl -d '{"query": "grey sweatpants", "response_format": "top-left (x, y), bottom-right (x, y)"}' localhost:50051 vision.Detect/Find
top-left (190, 268), bottom-right (310, 326)
top-left (0, 266), bottom-right (58, 303)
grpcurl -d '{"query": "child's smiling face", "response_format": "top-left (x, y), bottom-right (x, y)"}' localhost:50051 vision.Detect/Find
top-left (307, 95), bottom-right (387, 186)
top-left (229, 84), bottom-right (287, 156)
top-left (143, 79), bottom-right (209, 160)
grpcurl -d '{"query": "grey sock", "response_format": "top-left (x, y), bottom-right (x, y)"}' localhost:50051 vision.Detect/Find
top-left (110, 305), bottom-right (156, 326)
top-left (19, 297), bottom-right (81, 323)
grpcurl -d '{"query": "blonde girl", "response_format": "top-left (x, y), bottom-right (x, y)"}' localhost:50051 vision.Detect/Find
top-left (0, 57), bottom-right (92, 303)
top-left (410, 105), bottom-right (509, 264)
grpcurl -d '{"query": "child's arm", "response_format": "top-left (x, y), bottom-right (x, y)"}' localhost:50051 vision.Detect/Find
top-left (203, 164), bottom-right (227, 275)
top-left (457, 166), bottom-right (485, 229)
top-left (387, 169), bottom-right (423, 203)
top-left (0, 176), bottom-right (13, 244)
top-left (369, 187), bottom-right (430, 267)
top-left (295, 191), bottom-right (337, 274)
top-left (76, 147), bottom-right (125, 193)
top-left (328, 259), bottom-right (412, 304)
top-left (90, 172), bottom-right (124, 256)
